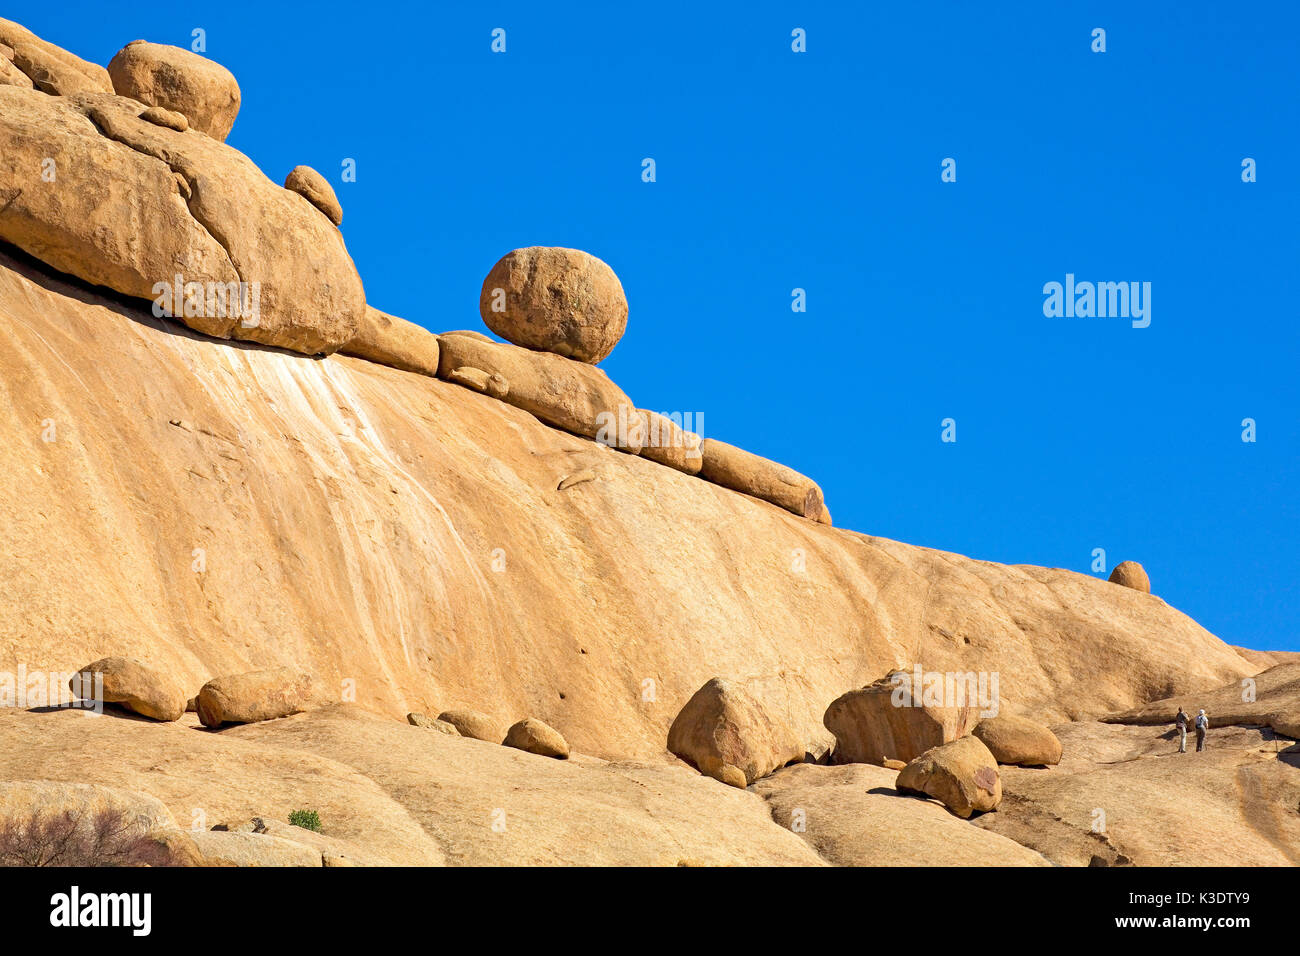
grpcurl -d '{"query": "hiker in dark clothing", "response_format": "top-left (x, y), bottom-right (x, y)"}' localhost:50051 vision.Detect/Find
top-left (1175, 707), bottom-right (1188, 753)
top-left (1195, 709), bottom-right (1209, 751)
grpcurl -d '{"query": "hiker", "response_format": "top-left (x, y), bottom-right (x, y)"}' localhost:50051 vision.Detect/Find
top-left (1195, 709), bottom-right (1209, 751)
top-left (1175, 707), bottom-right (1188, 753)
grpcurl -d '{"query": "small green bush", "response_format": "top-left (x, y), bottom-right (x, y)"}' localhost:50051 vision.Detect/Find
top-left (288, 809), bottom-right (321, 832)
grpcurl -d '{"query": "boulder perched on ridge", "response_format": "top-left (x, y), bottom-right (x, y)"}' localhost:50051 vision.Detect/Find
top-left (972, 715), bottom-right (1062, 766)
top-left (437, 333), bottom-right (644, 453)
top-left (699, 438), bottom-right (824, 519)
top-left (479, 247), bottom-right (627, 364)
top-left (342, 306), bottom-right (440, 376)
top-left (896, 735), bottom-right (1002, 818)
top-left (196, 668), bottom-right (312, 728)
top-left (106, 40), bottom-right (240, 141)
top-left (68, 656), bottom-right (187, 722)
top-left (638, 409), bottom-right (703, 475)
top-left (1108, 560), bottom-right (1150, 593)
top-left (0, 86), bottom-right (364, 355)
top-left (823, 672), bottom-right (981, 766)
top-left (284, 165), bottom-right (342, 226)
top-left (668, 677), bottom-right (804, 787)
top-left (503, 717), bottom-right (570, 758)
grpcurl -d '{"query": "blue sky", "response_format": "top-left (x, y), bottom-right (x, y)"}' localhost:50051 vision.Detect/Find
top-left (22, 2), bottom-right (1299, 651)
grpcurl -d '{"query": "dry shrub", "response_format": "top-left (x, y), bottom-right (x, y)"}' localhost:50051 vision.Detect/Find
top-left (0, 806), bottom-right (178, 867)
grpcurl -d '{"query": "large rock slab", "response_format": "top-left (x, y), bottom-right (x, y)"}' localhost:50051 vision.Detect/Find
top-left (824, 672), bottom-right (981, 766)
top-left (106, 40), bottom-right (240, 142)
top-left (668, 677), bottom-right (805, 786)
top-left (479, 246), bottom-right (627, 364)
top-left (896, 735), bottom-right (1002, 818)
top-left (753, 762), bottom-right (1050, 866)
top-left (0, 85), bottom-right (363, 355)
top-left (437, 332), bottom-right (644, 452)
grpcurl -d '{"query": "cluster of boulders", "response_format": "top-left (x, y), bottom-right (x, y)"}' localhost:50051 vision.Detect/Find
top-left (407, 708), bottom-right (569, 759)
top-left (69, 657), bottom-right (312, 729)
top-left (666, 671), bottom-right (1063, 820)
top-left (0, 18), bottom-right (829, 524)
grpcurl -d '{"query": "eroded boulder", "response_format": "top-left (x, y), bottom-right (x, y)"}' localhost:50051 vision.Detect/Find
top-left (106, 40), bottom-right (240, 141)
top-left (284, 164), bottom-right (342, 226)
top-left (823, 672), bottom-right (980, 766)
top-left (437, 333), bottom-right (644, 453)
top-left (699, 438), bottom-right (824, 520)
top-left (0, 19), bottom-right (111, 95)
top-left (667, 677), bottom-right (804, 787)
top-left (503, 717), bottom-right (570, 758)
top-left (341, 307), bottom-right (440, 376)
top-left (972, 715), bottom-right (1062, 766)
top-left (896, 735), bottom-right (1002, 818)
top-left (479, 246), bottom-right (627, 364)
top-left (1108, 560), bottom-right (1151, 593)
top-left (196, 668), bottom-right (312, 728)
top-left (436, 708), bottom-right (506, 742)
top-left (638, 409), bottom-right (703, 476)
top-left (68, 656), bottom-right (187, 722)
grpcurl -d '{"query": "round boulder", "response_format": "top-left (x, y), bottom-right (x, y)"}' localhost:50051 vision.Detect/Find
top-left (1108, 560), bottom-right (1150, 593)
top-left (284, 165), bottom-right (342, 226)
top-left (972, 715), bottom-right (1062, 766)
top-left (896, 735), bottom-right (1002, 818)
top-left (478, 247), bottom-right (627, 364)
top-left (68, 656), bottom-right (187, 722)
top-left (437, 708), bottom-right (506, 743)
top-left (107, 40), bottom-right (240, 142)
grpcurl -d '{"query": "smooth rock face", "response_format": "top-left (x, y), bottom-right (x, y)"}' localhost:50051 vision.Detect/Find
top-left (196, 668), bottom-right (312, 728)
top-left (69, 656), bottom-right (187, 722)
top-left (0, 86), bottom-right (364, 355)
top-left (437, 333), bottom-right (644, 453)
top-left (437, 709), bottom-right (507, 743)
top-left (667, 677), bottom-right (805, 787)
top-left (284, 165), bottom-right (342, 226)
top-left (638, 409), bottom-right (703, 476)
top-left (341, 307), bottom-right (440, 376)
top-left (0, 248), bottom-right (1265, 761)
top-left (973, 715), bottom-right (1062, 766)
top-left (1108, 560), bottom-right (1150, 593)
top-left (824, 673), bottom-right (980, 766)
top-left (106, 40), bottom-right (240, 141)
top-left (0, 780), bottom-right (175, 835)
top-left (168, 828), bottom-right (322, 866)
top-left (0, 19), bottom-right (112, 95)
top-left (503, 717), bottom-right (570, 758)
top-left (896, 735), bottom-right (1002, 818)
top-left (479, 247), bottom-right (627, 364)
top-left (699, 438), bottom-right (824, 519)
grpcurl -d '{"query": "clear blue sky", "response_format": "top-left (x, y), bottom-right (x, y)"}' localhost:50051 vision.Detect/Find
top-left (21, 2), bottom-right (1299, 651)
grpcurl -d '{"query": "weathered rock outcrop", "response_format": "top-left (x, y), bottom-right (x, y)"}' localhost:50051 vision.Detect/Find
top-left (973, 715), bottom-right (1062, 766)
top-left (896, 735), bottom-right (1002, 818)
top-left (479, 246), bottom-right (627, 364)
top-left (0, 85), bottom-right (364, 355)
top-left (69, 656), bottom-right (187, 722)
top-left (197, 668), bottom-right (312, 728)
top-left (667, 677), bottom-right (805, 787)
top-left (342, 306), bottom-right (440, 377)
top-left (823, 673), bottom-right (981, 766)
top-left (0, 18), bottom-right (112, 95)
top-left (437, 709), bottom-right (507, 743)
top-left (1104, 662), bottom-right (1300, 739)
top-left (638, 409), bottom-right (703, 476)
top-left (106, 40), bottom-right (240, 141)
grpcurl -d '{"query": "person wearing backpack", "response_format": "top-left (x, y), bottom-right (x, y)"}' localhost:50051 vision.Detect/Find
top-left (1175, 707), bottom-right (1189, 753)
top-left (1195, 709), bottom-right (1209, 751)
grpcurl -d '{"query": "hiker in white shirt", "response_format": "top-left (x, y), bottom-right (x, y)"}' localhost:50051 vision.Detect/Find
top-left (1194, 709), bottom-right (1209, 751)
